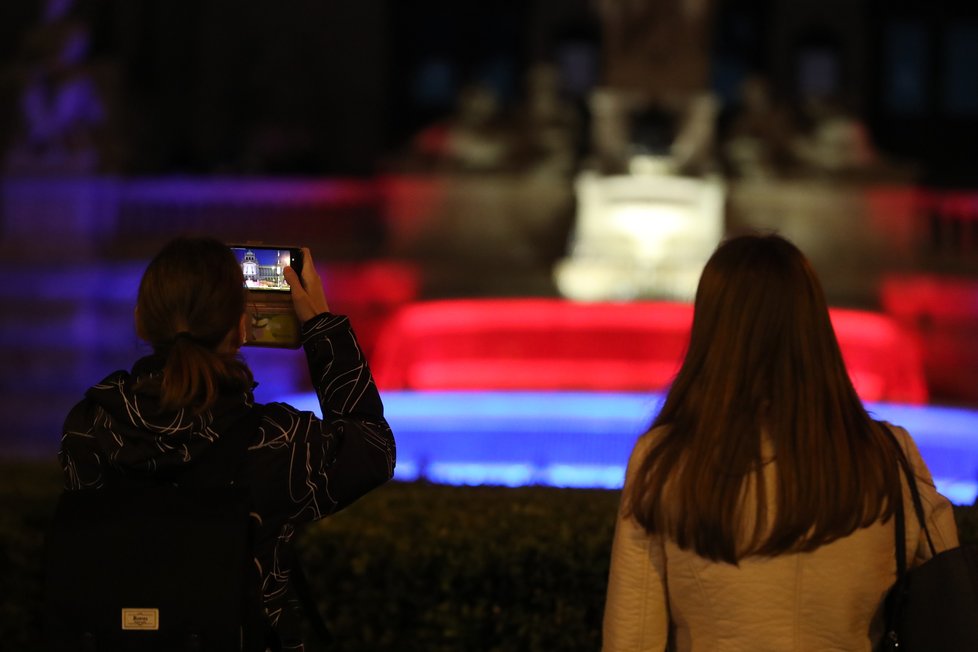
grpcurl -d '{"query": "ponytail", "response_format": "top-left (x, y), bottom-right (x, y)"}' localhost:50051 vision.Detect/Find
top-left (157, 333), bottom-right (252, 413)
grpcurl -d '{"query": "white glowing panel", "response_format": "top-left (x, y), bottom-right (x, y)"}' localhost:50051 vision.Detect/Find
top-left (556, 172), bottom-right (724, 300)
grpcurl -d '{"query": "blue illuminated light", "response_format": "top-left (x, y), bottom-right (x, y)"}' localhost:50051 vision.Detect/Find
top-left (543, 464), bottom-right (626, 489)
top-left (391, 460), bottom-right (420, 482)
top-left (278, 391), bottom-right (978, 503)
top-left (427, 463), bottom-right (537, 487)
top-left (935, 481), bottom-right (978, 507)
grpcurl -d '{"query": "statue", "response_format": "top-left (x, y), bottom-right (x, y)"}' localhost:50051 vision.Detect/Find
top-left (5, 0), bottom-right (107, 174)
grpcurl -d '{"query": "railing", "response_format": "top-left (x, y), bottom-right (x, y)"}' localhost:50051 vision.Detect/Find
top-left (920, 190), bottom-right (978, 268)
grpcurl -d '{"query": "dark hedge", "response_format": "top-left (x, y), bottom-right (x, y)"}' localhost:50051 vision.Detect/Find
top-left (296, 481), bottom-right (620, 652)
top-left (3, 462), bottom-right (977, 651)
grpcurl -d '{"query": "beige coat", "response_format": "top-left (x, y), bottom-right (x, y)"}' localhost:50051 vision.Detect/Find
top-left (602, 424), bottom-right (960, 652)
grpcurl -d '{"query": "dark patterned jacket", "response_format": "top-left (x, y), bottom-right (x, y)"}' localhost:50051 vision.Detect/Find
top-left (59, 313), bottom-right (396, 649)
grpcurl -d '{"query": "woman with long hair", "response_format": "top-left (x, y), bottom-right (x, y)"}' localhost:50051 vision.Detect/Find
top-left (602, 234), bottom-right (958, 651)
top-left (60, 237), bottom-right (395, 649)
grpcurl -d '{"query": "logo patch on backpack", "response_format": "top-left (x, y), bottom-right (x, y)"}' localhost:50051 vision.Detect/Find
top-left (121, 608), bottom-right (159, 630)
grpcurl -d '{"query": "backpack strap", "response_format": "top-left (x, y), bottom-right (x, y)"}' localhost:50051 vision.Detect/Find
top-left (286, 545), bottom-right (334, 649)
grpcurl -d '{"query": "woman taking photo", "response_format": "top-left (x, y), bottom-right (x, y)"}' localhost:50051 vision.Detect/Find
top-left (59, 237), bottom-right (395, 650)
top-left (602, 234), bottom-right (958, 651)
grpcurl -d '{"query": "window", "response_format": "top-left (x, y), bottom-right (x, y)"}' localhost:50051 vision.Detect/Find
top-left (883, 22), bottom-right (929, 116)
top-left (943, 24), bottom-right (978, 116)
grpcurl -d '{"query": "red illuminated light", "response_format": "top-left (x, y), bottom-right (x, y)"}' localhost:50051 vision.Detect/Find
top-left (372, 299), bottom-right (927, 404)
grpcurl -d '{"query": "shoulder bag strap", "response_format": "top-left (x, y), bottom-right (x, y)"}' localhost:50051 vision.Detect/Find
top-left (882, 424), bottom-right (937, 578)
top-left (893, 477), bottom-right (908, 580)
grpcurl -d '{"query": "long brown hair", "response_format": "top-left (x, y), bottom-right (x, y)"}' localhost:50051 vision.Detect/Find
top-left (625, 234), bottom-right (903, 563)
top-left (135, 237), bottom-right (253, 413)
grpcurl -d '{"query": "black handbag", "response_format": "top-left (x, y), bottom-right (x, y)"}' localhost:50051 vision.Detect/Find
top-left (880, 433), bottom-right (978, 651)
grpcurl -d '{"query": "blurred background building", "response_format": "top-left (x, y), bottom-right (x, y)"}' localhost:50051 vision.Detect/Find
top-left (2, 0), bottom-right (978, 489)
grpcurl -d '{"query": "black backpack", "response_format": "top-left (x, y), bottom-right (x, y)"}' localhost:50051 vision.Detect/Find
top-left (45, 410), bottom-right (271, 652)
